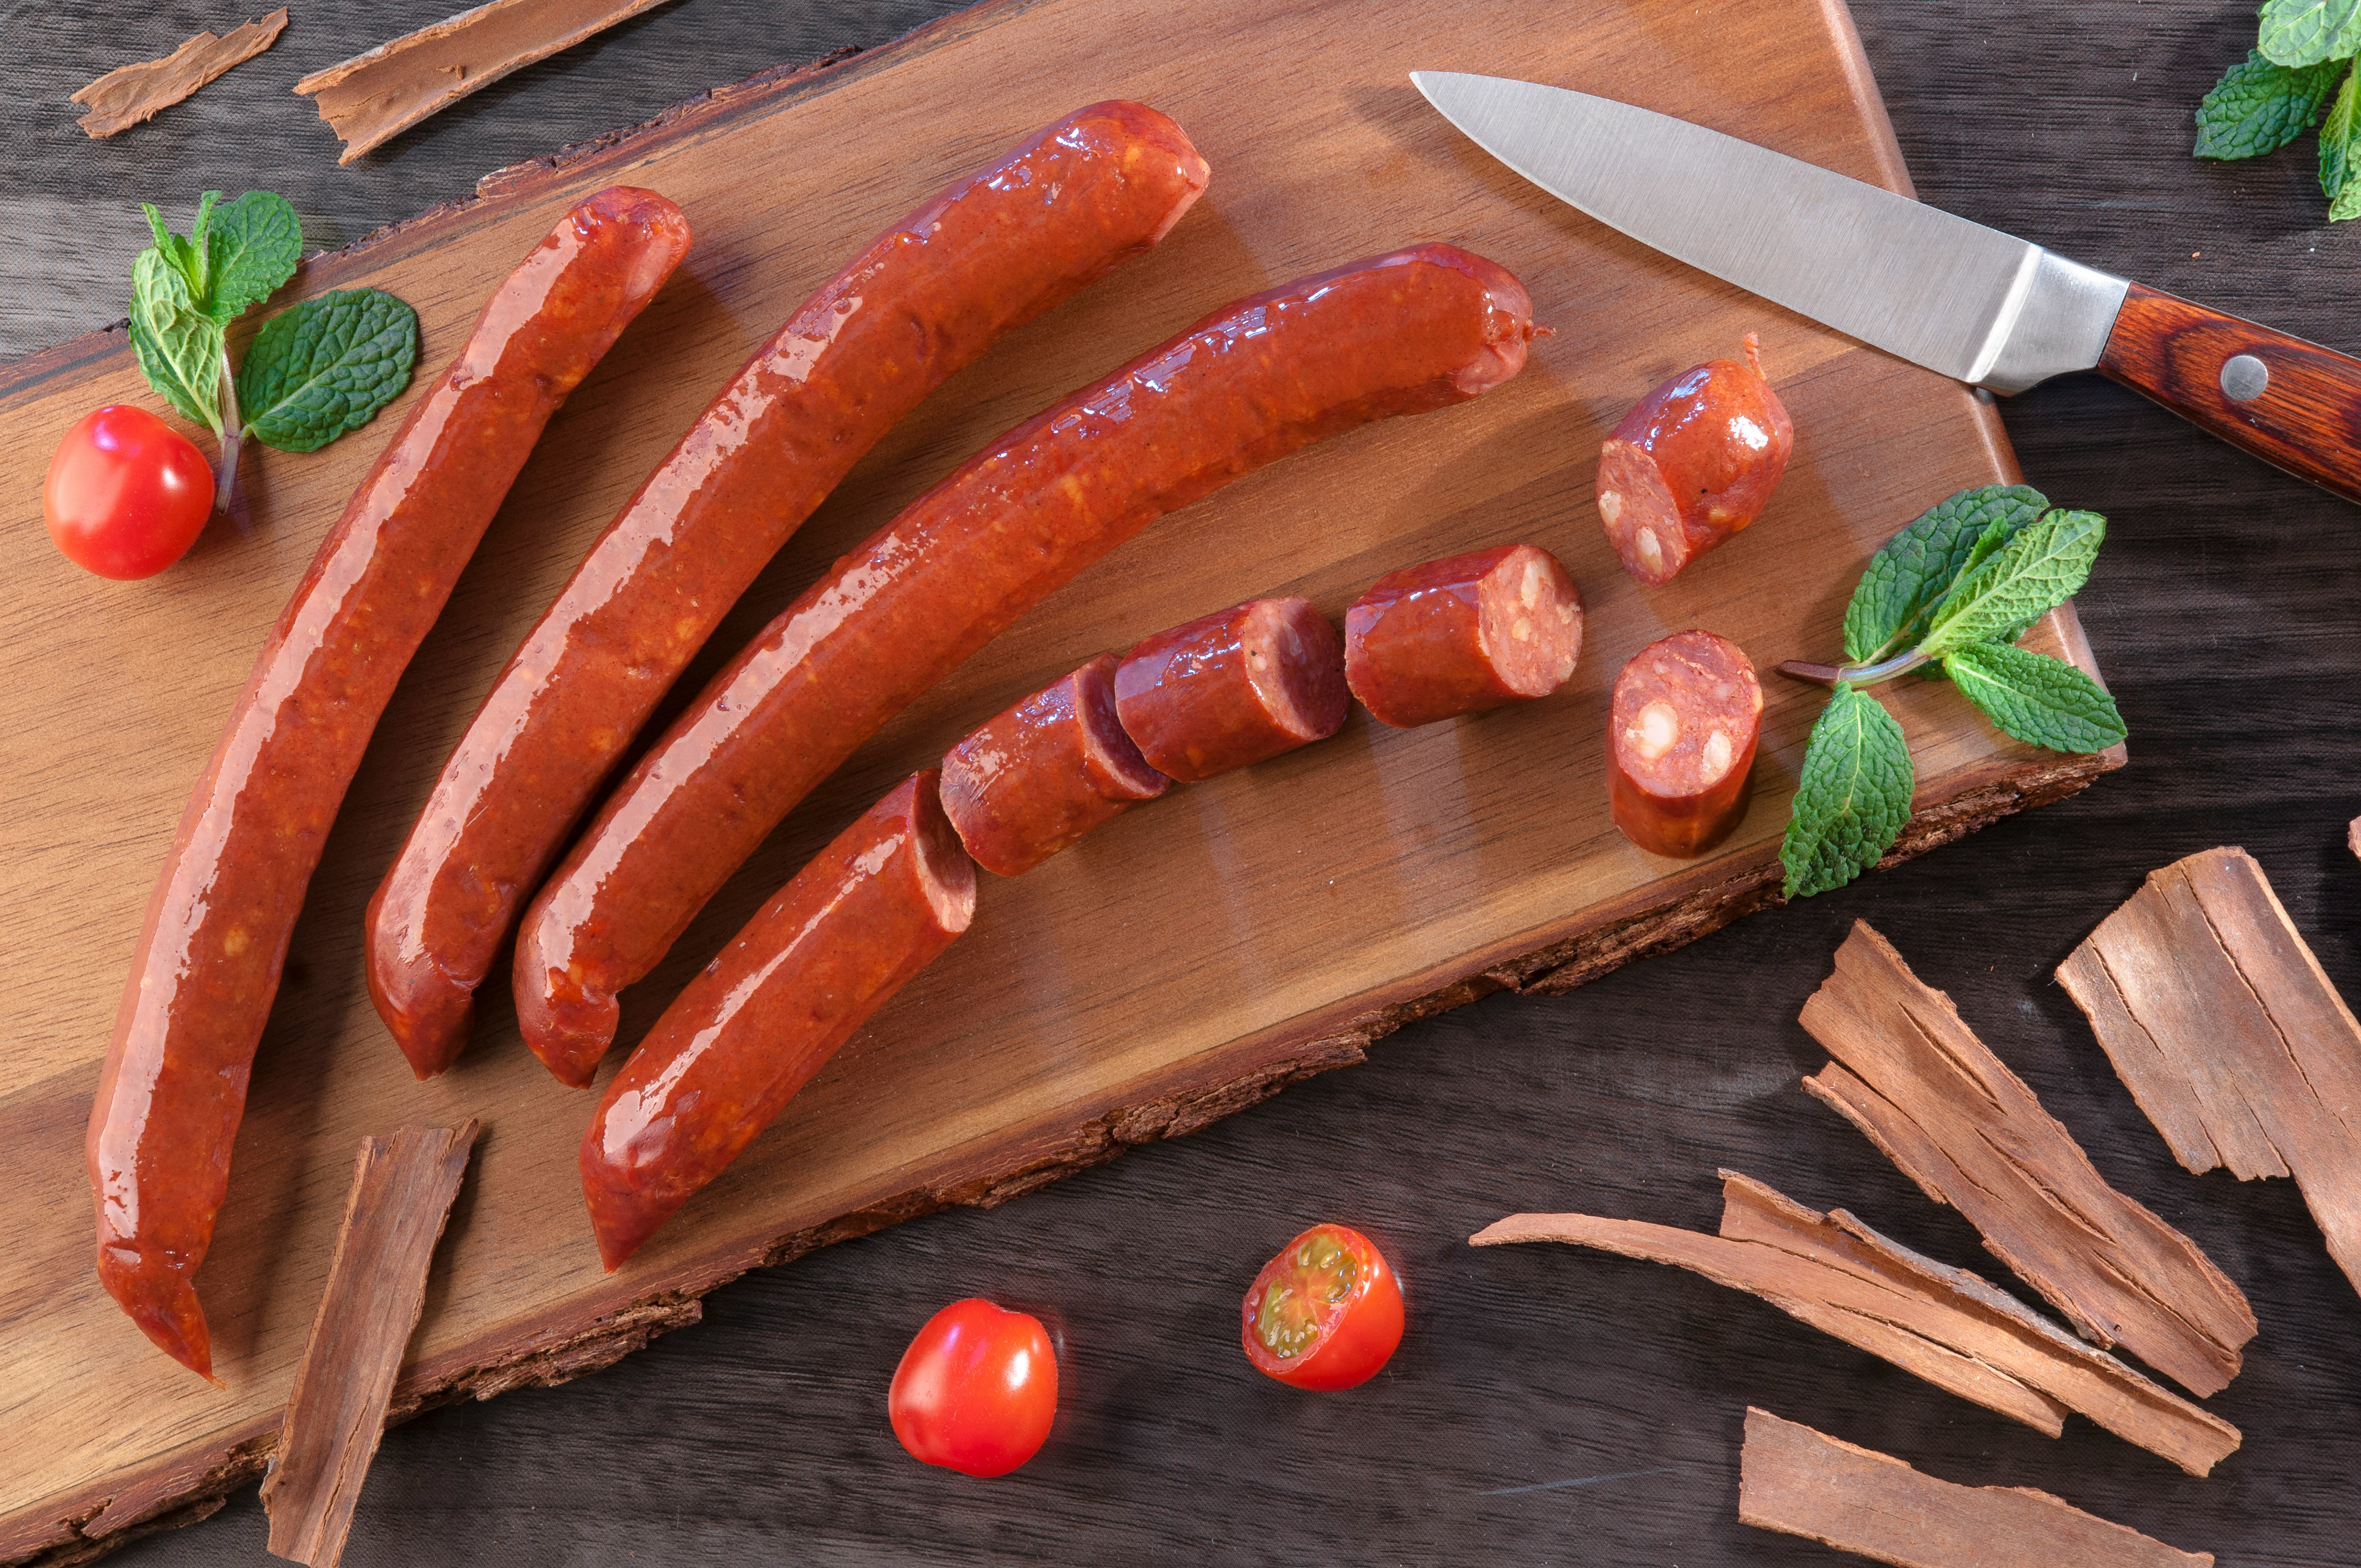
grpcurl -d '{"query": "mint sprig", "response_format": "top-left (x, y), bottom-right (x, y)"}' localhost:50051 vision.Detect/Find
top-left (1776, 486), bottom-right (2124, 900)
top-left (2198, 11), bottom-right (2361, 220)
top-left (2260, 0), bottom-right (2361, 67)
top-left (2196, 51), bottom-right (2345, 159)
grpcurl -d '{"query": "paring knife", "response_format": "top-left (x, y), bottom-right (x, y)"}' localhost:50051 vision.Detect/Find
top-left (1412, 70), bottom-right (2361, 504)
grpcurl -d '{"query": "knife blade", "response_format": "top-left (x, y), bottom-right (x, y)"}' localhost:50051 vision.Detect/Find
top-left (1412, 69), bottom-right (2361, 504)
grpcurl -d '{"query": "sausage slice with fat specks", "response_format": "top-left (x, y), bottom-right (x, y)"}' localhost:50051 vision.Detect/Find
top-left (1344, 544), bottom-right (1582, 728)
top-left (1609, 630), bottom-right (1763, 858)
top-left (941, 654), bottom-right (1168, 877)
top-left (1596, 333), bottom-right (1793, 587)
top-left (1116, 597), bottom-right (1348, 782)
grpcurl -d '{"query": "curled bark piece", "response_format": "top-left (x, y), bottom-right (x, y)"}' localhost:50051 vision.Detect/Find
top-left (1739, 1407), bottom-right (2214, 1568)
top-left (1471, 1170), bottom-right (2239, 1476)
top-left (2058, 846), bottom-right (2361, 1304)
top-left (259, 1121), bottom-right (478, 1568)
top-left (1799, 920), bottom-right (2253, 1396)
top-left (2349, 814), bottom-right (2359, 861)
top-left (294, 0), bottom-right (673, 165)
top-left (70, 9), bottom-right (288, 138)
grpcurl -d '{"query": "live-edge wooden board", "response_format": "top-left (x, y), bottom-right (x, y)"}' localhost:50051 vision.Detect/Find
top-left (0, 0), bottom-right (2119, 1558)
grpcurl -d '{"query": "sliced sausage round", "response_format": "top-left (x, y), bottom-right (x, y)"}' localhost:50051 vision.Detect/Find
top-left (940, 654), bottom-right (1169, 877)
top-left (1114, 597), bottom-right (1348, 782)
top-left (1344, 543), bottom-right (1582, 728)
top-left (1608, 630), bottom-right (1762, 858)
top-left (1596, 332), bottom-right (1793, 587)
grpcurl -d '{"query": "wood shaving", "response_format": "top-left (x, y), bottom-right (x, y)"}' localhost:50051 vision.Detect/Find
top-left (70, 10), bottom-right (289, 138)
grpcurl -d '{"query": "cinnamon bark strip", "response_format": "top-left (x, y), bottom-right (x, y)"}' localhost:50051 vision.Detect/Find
top-left (1798, 921), bottom-right (2253, 1397)
top-left (2058, 846), bottom-right (2361, 1303)
top-left (1738, 1408), bottom-right (2214, 1568)
top-left (259, 1121), bottom-right (478, 1568)
top-left (294, 0), bottom-right (674, 164)
top-left (2348, 814), bottom-right (2359, 861)
top-left (1471, 1170), bottom-right (2239, 1476)
top-left (70, 9), bottom-right (289, 138)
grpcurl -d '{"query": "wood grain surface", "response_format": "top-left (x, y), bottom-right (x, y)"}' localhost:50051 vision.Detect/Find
top-left (3, 1), bottom-right (2357, 1565)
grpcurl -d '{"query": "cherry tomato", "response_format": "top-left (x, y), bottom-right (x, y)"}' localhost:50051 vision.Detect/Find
top-left (887, 1297), bottom-right (1057, 1477)
top-left (44, 405), bottom-right (214, 580)
top-left (1241, 1223), bottom-right (1404, 1390)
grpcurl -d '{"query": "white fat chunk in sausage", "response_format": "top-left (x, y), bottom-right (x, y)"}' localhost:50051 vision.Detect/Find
top-left (1629, 700), bottom-right (1681, 762)
top-left (1598, 489), bottom-right (1622, 527)
top-left (1730, 414), bottom-right (1771, 451)
top-left (1635, 527), bottom-right (1664, 573)
top-left (1520, 558), bottom-right (1544, 609)
top-left (1698, 728), bottom-right (1734, 785)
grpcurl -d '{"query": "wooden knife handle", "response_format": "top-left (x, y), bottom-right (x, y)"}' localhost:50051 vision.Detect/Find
top-left (2098, 282), bottom-right (2361, 504)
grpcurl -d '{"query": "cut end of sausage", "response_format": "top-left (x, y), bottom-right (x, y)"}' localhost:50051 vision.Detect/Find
top-left (364, 886), bottom-right (480, 1080)
top-left (1476, 545), bottom-right (1584, 699)
top-left (1596, 437), bottom-right (1690, 588)
top-left (1068, 101), bottom-right (1212, 243)
top-left (909, 770), bottom-right (979, 935)
top-left (1076, 654), bottom-right (1172, 801)
top-left (574, 186), bottom-right (696, 314)
top-left (513, 923), bottom-right (623, 1090)
top-left (1608, 631), bottom-right (1762, 859)
top-left (96, 1247), bottom-right (217, 1383)
top-left (1252, 598), bottom-right (1351, 745)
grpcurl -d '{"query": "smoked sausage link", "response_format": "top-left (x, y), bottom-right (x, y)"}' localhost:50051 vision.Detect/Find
top-left (940, 654), bottom-right (1168, 876)
top-left (366, 103), bottom-right (1208, 1080)
top-left (511, 242), bottom-right (1536, 1088)
top-left (1608, 630), bottom-right (1763, 858)
top-left (1343, 544), bottom-right (1582, 728)
top-left (87, 187), bottom-right (691, 1379)
top-left (1596, 333), bottom-right (1793, 587)
top-left (580, 771), bottom-right (976, 1269)
top-left (1115, 597), bottom-right (1348, 781)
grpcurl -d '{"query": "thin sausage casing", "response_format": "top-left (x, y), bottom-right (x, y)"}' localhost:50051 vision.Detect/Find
top-left (366, 102), bottom-right (1208, 1080)
top-left (1596, 333), bottom-right (1793, 587)
top-left (1608, 630), bottom-right (1763, 858)
top-left (940, 654), bottom-right (1168, 877)
top-left (87, 187), bottom-right (691, 1379)
top-left (1114, 597), bottom-right (1348, 781)
top-left (513, 242), bottom-right (1537, 1088)
top-left (579, 771), bottom-right (976, 1269)
top-left (1343, 544), bottom-right (1582, 728)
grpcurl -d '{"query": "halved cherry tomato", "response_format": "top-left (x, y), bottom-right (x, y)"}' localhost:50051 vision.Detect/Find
top-left (1241, 1223), bottom-right (1404, 1390)
top-left (44, 405), bottom-right (214, 580)
top-left (887, 1297), bottom-right (1057, 1477)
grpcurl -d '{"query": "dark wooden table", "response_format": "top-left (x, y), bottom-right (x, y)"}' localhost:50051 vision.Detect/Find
top-left (12, 2), bottom-right (2358, 1562)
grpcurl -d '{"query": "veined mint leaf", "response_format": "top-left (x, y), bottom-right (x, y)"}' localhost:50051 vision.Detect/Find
top-left (141, 199), bottom-right (209, 302)
top-left (1780, 684), bottom-right (1914, 899)
top-left (204, 191), bottom-right (302, 323)
top-left (1943, 641), bottom-right (2127, 754)
top-left (1920, 509), bottom-right (2105, 656)
top-left (2195, 50), bottom-right (2346, 158)
top-left (2260, 0), bottom-right (2361, 66)
top-left (129, 248), bottom-right (225, 431)
top-left (1840, 485), bottom-right (2048, 663)
top-left (2322, 60), bottom-right (2361, 212)
top-left (237, 288), bottom-right (418, 453)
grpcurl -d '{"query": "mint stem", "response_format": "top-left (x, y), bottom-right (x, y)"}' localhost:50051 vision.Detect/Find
top-left (1776, 647), bottom-right (1937, 688)
top-left (213, 342), bottom-right (241, 515)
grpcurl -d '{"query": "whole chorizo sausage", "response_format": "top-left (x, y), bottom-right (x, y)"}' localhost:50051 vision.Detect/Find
top-left (580, 771), bottom-right (976, 1269)
top-left (87, 187), bottom-right (692, 1379)
top-left (514, 242), bottom-right (1536, 1087)
top-left (1595, 333), bottom-right (1793, 587)
top-left (1343, 543), bottom-right (1582, 728)
top-left (1607, 630), bottom-right (1763, 858)
top-left (1114, 596), bottom-right (1348, 781)
top-left (366, 103), bottom-right (1208, 1080)
top-left (940, 654), bottom-right (1168, 876)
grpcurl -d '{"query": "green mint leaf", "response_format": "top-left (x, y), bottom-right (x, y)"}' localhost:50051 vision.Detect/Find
top-left (237, 288), bottom-right (419, 453)
top-left (140, 200), bottom-right (208, 303)
top-left (1780, 683), bottom-right (1914, 899)
top-left (2323, 60), bottom-right (2361, 209)
top-left (2260, 0), bottom-right (2361, 65)
top-left (2195, 50), bottom-right (2346, 158)
top-left (129, 248), bottom-right (226, 432)
top-left (1919, 509), bottom-right (2105, 656)
top-left (1840, 484), bottom-right (2049, 663)
top-left (204, 191), bottom-right (303, 323)
top-left (1942, 641), bottom-right (2127, 755)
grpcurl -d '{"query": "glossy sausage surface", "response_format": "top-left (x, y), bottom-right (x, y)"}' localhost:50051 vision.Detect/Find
top-left (580, 771), bottom-right (976, 1269)
top-left (87, 187), bottom-right (691, 1379)
top-left (367, 103), bottom-right (1207, 1079)
top-left (1607, 630), bottom-right (1763, 858)
top-left (513, 242), bottom-right (1536, 1087)
top-left (1596, 333), bottom-right (1793, 587)
top-left (1343, 543), bottom-right (1581, 728)
top-left (1115, 596), bottom-right (1348, 781)
top-left (940, 654), bottom-right (1167, 877)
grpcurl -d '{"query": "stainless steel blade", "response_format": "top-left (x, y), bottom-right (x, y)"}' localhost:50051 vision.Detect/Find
top-left (1410, 71), bottom-right (2127, 393)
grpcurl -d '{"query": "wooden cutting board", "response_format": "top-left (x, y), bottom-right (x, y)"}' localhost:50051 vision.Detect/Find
top-left (0, 0), bottom-right (2121, 1557)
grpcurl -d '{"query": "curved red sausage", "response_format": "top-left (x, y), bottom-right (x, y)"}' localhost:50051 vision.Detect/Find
top-left (513, 243), bottom-right (1536, 1087)
top-left (366, 103), bottom-right (1208, 1080)
top-left (87, 187), bottom-right (691, 1379)
top-left (580, 771), bottom-right (976, 1269)
top-left (1607, 630), bottom-right (1763, 858)
top-left (940, 654), bottom-right (1168, 876)
top-left (1114, 597), bottom-right (1348, 781)
top-left (1596, 333), bottom-right (1793, 587)
top-left (1343, 544), bottom-right (1582, 728)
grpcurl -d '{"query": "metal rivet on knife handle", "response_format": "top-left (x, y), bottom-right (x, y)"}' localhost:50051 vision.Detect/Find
top-left (2221, 354), bottom-right (2268, 402)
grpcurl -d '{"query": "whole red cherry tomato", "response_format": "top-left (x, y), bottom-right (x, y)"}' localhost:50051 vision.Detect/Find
top-left (44, 405), bottom-right (214, 580)
top-left (1241, 1223), bottom-right (1404, 1390)
top-left (888, 1298), bottom-right (1057, 1477)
